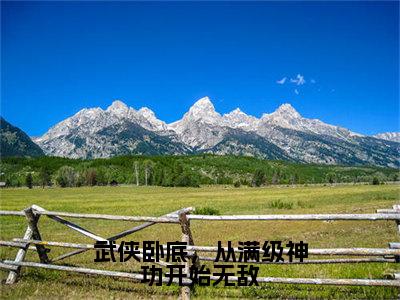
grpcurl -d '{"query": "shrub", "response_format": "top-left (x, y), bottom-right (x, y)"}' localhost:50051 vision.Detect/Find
top-left (372, 177), bottom-right (380, 185)
top-left (233, 181), bottom-right (241, 188)
top-left (195, 206), bottom-right (220, 215)
top-left (252, 169), bottom-right (266, 187)
top-left (297, 200), bottom-right (315, 209)
top-left (268, 200), bottom-right (294, 209)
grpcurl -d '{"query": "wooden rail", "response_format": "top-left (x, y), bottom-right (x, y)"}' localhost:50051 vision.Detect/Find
top-left (4, 239), bottom-right (399, 257)
top-left (198, 256), bottom-right (395, 264)
top-left (0, 204), bottom-right (399, 299)
top-left (1, 260), bottom-right (192, 285)
top-left (3, 209), bottom-right (399, 221)
top-left (187, 213), bottom-right (400, 221)
top-left (189, 245), bottom-right (400, 256)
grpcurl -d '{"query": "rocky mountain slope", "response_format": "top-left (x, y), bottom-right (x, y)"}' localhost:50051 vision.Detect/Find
top-left (34, 101), bottom-right (188, 159)
top-left (0, 117), bottom-right (44, 157)
top-left (33, 97), bottom-right (399, 167)
top-left (373, 132), bottom-right (400, 143)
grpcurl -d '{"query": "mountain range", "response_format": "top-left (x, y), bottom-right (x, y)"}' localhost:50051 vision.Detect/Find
top-left (28, 97), bottom-right (399, 168)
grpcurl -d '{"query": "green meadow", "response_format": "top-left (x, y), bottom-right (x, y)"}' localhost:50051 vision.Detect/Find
top-left (0, 184), bottom-right (399, 299)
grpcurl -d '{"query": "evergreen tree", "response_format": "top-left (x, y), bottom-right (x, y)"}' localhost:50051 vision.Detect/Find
top-left (392, 173), bottom-right (399, 182)
top-left (25, 173), bottom-right (33, 189)
top-left (326, 172), bottom-right (335, 184)
top-left (252, 169), bottom-right (266, 187)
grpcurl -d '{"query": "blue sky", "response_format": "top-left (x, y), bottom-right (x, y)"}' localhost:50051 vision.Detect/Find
top-left (1, 1), bottom-right (399, 136)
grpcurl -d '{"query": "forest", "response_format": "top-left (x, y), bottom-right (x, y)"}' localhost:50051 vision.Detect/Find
top-left (0, 154), bottom-right (398, 188)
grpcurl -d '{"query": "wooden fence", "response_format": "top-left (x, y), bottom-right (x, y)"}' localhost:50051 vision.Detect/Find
top-left (0, 204), bottom-right (400, 299)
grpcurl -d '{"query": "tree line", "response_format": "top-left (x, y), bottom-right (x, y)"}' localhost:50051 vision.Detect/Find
top-left (1, 155), bottom-right (398, 188)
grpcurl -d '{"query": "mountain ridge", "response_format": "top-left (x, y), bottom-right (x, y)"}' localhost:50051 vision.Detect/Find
top-left (373, 132), bottom-right (400, 143)
top-left (0, 117), bottom-right (45, 157)
top-left (32, 97), bottom-right (399, 167)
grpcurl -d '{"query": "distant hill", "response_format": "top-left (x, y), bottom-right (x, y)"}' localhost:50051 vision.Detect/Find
top-left (0, 117), bottom-right (44, 157)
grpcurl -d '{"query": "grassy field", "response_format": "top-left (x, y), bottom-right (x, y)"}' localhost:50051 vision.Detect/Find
top-left (0, 184), bottom-right (399, 299)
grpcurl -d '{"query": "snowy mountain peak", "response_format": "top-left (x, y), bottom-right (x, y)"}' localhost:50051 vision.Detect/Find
top-left (167, 97), bottom-right (222, 145)
top-left (106, 100), bottom-right (130, 115)
top-left (76, 107), bottom-right (103, 116)
top-left (138, 107), bottom-right (156, 118)
top-left (274, 103), bottom-right (301, 118)
top-left (222, 108), bottom-right (259, 131)
top-left (189, 96), bottom-right (215, 112)
top-left (138, 107), bottom-right (168, 131)
top-left (227, 108), bottom-right (245, 116)
top-left (183, 96), bottom-right (221, 122)
top-left (258, 103), bottom-right (358, 139)
top-left (373, 132), bottom-right (400, 142)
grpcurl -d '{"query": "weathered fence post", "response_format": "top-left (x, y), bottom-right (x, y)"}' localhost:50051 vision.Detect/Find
top-left (24, 207), bottom-right (50, 264)
top-left (5, 225), bottom-right (33, 284)
top-left (179, 211), bottom-right (197, 300)
top-left (377, 205), bottom-right (400, 262)
top-left (393, 205), bottom-right (400, 235)
top-left (5, 206), bottom-right (49, 284)
top-left (392, 204), bottom-right (400, 298)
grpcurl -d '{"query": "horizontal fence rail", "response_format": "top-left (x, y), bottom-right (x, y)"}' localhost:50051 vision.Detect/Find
top-left (0, 211), bottom-right (25, 216)
top-left (197, 256), bottom-right (395, 264)
top-left (33, 210), bottom-right (180, 223)
top-left (2, 210), bottom-right (400, 222)
top-left (188, 245), bottom-right (400, 256)
top-left (187, 213), bottom-right (400, 221)
top-left (0, 260), bottom-right (192, 286)
top-left (2, 260), bottom-right (398, 288)
top-left (0, 204), bottom-right (399, 299)
top-left (389, 242), bottom-right (400, 249)
top-left (2, 260), bottom-right (399, 288)
top-left (207, 275), bottom-right (400, 287)
top-left (3, 239), bottom-right (399, 257)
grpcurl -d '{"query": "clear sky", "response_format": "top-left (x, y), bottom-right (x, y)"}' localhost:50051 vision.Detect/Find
top-left (1, 1), bottom-right (399, 136)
